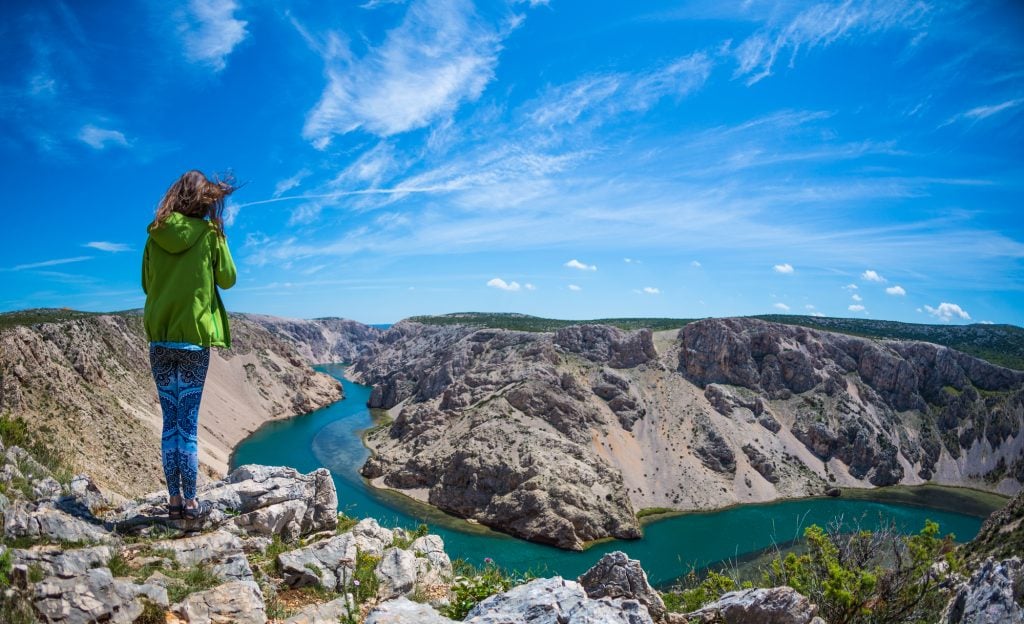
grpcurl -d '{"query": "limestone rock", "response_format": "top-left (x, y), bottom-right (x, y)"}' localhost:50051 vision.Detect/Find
top-left (283, 596), bottom-right (358, 623)
top-left (33, 567), bottom-right (168, 624)
top-left (365, 596), bottom-right (458, 624)
top-left (411, 534), bottom-right (453, 589)
top-left (578, 551), bottom-right (666, 621)
top-left (277, 532), bottom-right (356, 592)
top-left (942, 557), bottom-right (1024, 624)
top-left (679, 587), bottom-right (819, 624)
top-left (465, 576), bottom-right (655, 624)
top-left (148, 530), bottom-right (254, 583)
top-left (4, 500), bottom-right (114, 544)
top-left (351, 517), bottom-right (394, 558)
top-left (376, 546), bottom-right (418, 600)
top-left (172, 580), bottom-right (267, 624)
top-left (12, 545), bottom-right (112, 578)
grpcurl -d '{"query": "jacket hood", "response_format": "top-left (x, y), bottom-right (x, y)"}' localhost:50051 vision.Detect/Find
top-left (148, 212), bottom-right (212, 254)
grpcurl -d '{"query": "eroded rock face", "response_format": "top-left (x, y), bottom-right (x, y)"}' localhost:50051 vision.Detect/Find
top-left (278, 532), bottom-right (356, 591)
top-left (12, 545), bottom-right (112, 579)
top-left (365, 597), bottom-right (458, 624)
top-left (4, 500), bottom-right (114, 544)
top-left (147, 530), bottom-right (254, 583)
top-left (554, 325), bottom-right (658, 369)
top-left (942, 557), bottom-right (1024, 624)
top-left (578, 551), bottom-right (666, 621)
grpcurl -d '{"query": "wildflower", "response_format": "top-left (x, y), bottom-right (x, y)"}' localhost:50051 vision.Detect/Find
top-left (484, 557), bottom-right (494, 564)
top-left (353, 579), bottom-right (361, 586)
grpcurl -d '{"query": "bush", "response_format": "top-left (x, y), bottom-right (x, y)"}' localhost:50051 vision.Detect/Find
top-left (441, 558), bottom-right (533, 620)
top-left (762, 519), bottom-right (961, 624)
top-left (663, 569), bottom-right (751, 613)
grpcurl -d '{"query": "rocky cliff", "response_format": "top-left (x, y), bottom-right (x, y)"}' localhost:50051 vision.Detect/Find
top-left (0, 311), bottom-right (352, 499)
top-left (244, 314), bottom-right (382, 364)
top-left (354, 317), bottom-right (1024, 550)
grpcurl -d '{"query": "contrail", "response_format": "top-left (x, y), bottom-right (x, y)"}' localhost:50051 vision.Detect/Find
top-left (233, 185), bottom-right (455, 208)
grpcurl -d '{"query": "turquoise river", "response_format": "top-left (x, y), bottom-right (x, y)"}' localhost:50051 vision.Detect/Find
top-left (231, 365), bottom-right (990, 587)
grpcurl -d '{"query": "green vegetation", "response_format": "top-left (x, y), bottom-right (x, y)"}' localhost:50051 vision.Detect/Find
top-left (666, 520), bottom-right (963, 623)
top-left (441, 558), bottom-right (535, 620)
top-left (352, 551), bottom-right (381, 604)
top-left (636, 507), bottom-right (675, 519)
top-left (0, 414), bottom-right (72, 490)
top-left (408, 312), bottom-right (1024, 370)
top-left (409, 312), bottom-right (695, 333)
top-left (390, 523), bottom-right (430, 550)
top-left (163, 564), bottom-right (224, 604)
top-left (336, 512), bottom-right (359, 534)
top-left (0, 308), bottom-right (105, 332)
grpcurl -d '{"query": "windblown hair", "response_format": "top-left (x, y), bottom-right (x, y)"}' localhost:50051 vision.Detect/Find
top-left (150, 170), bottom-right (237, 237)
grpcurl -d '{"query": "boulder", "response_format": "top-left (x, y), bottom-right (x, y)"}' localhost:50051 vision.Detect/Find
top-left (283, 596), bottom-right (358, 623)
top-left (942, 557), bottom-right (1024, 624)
top-left (411, 534), bottom-right (453, 589)
top-left (33, 567), bottom-right (168, 624)
top-left (172, 580), bottom-right (267, 624)
top-left (145, 529), bottom-right (253, 582)
top-left (365, 596), bottom-right (458, 624)
top-left (12, 545), bottom-right (112, 578)
top-left (277, 532), bottom-right (357, 591)
top-left (4, 500), bottom-right (114, 544)
top-left (376, 547), bottom-right (418, 600)
top-left (465, 576), bottom-right (655, 624)
top-left (351, 517), bottom-right (395, 557)
top-left (678, 587), bottom-right (819, 624)
top-left (578, 551), bottom-right (666, 621)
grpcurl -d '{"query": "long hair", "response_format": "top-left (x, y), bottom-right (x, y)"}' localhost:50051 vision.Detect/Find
top-left (150, 170), bottom-right (237, 237)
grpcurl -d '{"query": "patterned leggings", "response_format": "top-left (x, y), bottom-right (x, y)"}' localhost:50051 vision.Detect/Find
top-left (149, 345), bottom-right (210, 500)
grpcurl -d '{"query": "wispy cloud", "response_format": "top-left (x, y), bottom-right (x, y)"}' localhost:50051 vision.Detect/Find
top-left (941, 98), bottom-right (1024, 127)
top-left (641, 286), bottom-right (660, 295)
top-left (84, 242), bottom-right (131, 253)
top-left (302, 0), bottom-right (508, 144)
top-left (849, 304), bottom-right (866, 312)
top-left (886, 285), bottom-right (906, 296)
top-left (12, 256), bottom-right (93, 271)
top-left (274, 169), bottom-right (312, 197)
top-left (851, 293), bottom-right (862, 301)
top-left (731, 1), bottom-right (931, 85)
top-left (568, 284), bottom-right (582, 291)
top-left (861, 269), bottom-right (885, 282)
top-left (925, 302), bottom-right (970, 322)
top-left (565, 258), bottom-right (597, 271)
top-left (773, 302), bottom-right (790, 310)
top-left (176, 0), bottom-right (249, 72)
top-left (487, 277), bottom-right (521, 291)
top-left (77, 125), bottom-right (129, 150)
top-left (773, 263), bottom-right (794, 274)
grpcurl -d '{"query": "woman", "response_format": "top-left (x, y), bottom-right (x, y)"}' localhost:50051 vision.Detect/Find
top-left (142, 170), bottom-right (237, 520)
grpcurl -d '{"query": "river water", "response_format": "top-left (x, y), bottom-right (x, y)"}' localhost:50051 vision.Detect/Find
top-left (231, 364), bottom-right (986, 586)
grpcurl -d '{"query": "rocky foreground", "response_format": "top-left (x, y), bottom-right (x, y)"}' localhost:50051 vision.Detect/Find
top-left (1, 436), bottom-right (1021, 623)
top-left (355, 318), bottom-right (1024, 549)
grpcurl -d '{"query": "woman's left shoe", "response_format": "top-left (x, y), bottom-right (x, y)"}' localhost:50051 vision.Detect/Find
top-left (183, 499), bottom-right (213, 520)
top-left (167, 504), bottom-right (184, 520)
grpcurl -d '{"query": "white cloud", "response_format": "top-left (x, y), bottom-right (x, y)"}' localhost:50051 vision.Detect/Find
top-left (223, 201), bottom-right (240, 226)
top-left (288, 203), bottom-right (323, 226)
top-left (642, 286), bottom-right (660, 295)
top-left (861, 269), bottom-right (885, 282)
top-left (844, 283), bottom-right (859, 290)
top-left (942, 98), bottom-right (1024, 126)
top-left (565, 258), bottom-right (597, 271)
top-left (526, 52), bottom-right (712, 127)
top-left (732, 1), bottom-right (929, 85)
top-left (303, 0), bottom-right (504, 143)
top-left (487, 277), bottom-right (521, 291)
top-left (773, 263), bottom-right (794, 274)
top-left (524, 283), bottom-right (536, 290)
top-left (691, 260), bottom-right (702, 268)
top-left (886, 285), bottom-right (906, 296)
top-left (12, 256), bottom-right (93, 271)
top-left (851, 293), bottom-right (862, 302)
top-left (78, 125), bottom-right (128, 150)
top-left (925, 302), bottom-right (970, 322)
top-left (84, 242), bottom-right (130, 253)
top-left (624, 257), bottom-right (640, 264)
top-left (849, 304), bottom-right (866, 312)
top-left (177, 0), bottom-right (248, 72)
top-left (980, 320), bottom-right (994, 325)
top-left (568, 284), bottom-right (581, 291)
top-left (274, 169), bottom-right (312, 197)
top-left (805, 304), bottom-right (815, 310)
top-left (774, 302), bottom-right (790, 311)
top-left (810, 312), bottom-right (826, 317)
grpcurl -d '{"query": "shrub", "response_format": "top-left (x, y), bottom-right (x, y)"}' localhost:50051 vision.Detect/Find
top-left (441, 558), bottom-right (532, 620)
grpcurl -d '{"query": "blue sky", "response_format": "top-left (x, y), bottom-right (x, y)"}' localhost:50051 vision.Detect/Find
top-left (1, 0), bottom-right (1022, 325)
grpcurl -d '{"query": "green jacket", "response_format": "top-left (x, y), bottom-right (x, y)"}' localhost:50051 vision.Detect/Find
top-left (142, 212), bottom-right (237, 348)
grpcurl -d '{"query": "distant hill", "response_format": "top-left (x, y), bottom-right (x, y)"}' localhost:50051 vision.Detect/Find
top-left (408, 312), bottom-right (1024, 371)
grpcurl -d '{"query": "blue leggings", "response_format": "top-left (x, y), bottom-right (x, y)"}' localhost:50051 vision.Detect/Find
top-left (149, 345), bottom-right (210, 500)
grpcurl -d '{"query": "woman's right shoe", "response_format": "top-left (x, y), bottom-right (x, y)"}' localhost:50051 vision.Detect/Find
top-left (183, 499), bottom-right (213, 520)
top-left (167, 504), bottom-right (184, 520)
